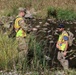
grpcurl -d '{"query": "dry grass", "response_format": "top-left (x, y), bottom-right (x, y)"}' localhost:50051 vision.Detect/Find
top-left (0, 0), bottom-right (76, 18)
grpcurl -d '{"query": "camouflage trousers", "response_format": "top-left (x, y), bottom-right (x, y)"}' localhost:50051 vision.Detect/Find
top-left (16, 37), bottom-right (28, 51)
top-left (16, 37), bottom-right (28, 69)
top-left (57, 51), bottom-right (69, 70)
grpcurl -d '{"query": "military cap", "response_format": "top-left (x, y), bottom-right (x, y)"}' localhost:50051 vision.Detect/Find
top-left (57, 24), bottom-right (65, 28)
top-left (18, 7), bottom-right (26, 12)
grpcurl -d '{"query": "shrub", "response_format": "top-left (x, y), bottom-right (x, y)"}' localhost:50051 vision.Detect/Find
top-left (21, 33), bottom-right (47, 72)
top-left (47, 7), bottom-right (57, 18)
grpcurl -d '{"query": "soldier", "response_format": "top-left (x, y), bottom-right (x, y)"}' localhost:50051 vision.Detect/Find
top-left (56, 24), bottom-right (69, 70)
top-left (14, 7), bottom-right (28, 69)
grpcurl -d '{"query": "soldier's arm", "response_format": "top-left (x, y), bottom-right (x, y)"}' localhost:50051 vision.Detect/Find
top-left (56, 41), bottom-right (59, 48)
top-left (63, 36), bottom-right (69, 51)
top-left (65, 41), bottom-right (68, 51)
top-left (18, 19), bottom-right (28, 31)
top-left (56, 41), bottom-right (61, 49)
top-left (63, 36), bottom-right (69, 56)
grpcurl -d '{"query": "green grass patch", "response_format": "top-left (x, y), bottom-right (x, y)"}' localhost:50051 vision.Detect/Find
top-left (0, 33), bottom-right (18, 70)
top-left (21, 33), bottom-right (47, 72)
top-left (57, 8), bottom-right (76, 20)
top-left (47, 7), bottom-right (76, 20)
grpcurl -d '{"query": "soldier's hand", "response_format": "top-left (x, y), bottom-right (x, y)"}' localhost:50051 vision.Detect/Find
top-left (63, 51), bottom-right (67, 56)
top-left (26, 28), bottom-right (33, 33)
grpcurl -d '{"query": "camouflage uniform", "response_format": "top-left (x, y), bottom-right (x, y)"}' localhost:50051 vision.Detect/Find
top-left (16, 17), bottom-right (28, 53)
top-left (15, 7), bottom-right (28, 69)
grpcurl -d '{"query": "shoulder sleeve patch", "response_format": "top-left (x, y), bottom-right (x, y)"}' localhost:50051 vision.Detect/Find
top-left (63, 36), bottom-right (68, 41)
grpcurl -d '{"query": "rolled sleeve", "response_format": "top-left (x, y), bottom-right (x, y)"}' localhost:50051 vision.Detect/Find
top-left (18, 19), bottom-right (27, 31)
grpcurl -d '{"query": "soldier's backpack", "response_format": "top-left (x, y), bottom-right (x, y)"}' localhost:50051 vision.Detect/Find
top-left (8, 19), bottom-right (16, 38)
top-left (67, 31), bottom-right (74, 46)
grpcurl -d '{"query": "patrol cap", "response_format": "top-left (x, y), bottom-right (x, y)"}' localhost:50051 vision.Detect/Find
top-left (18, 7), bottom-right (26, 13)
top-left (57, 24), bottom-right (65, 28)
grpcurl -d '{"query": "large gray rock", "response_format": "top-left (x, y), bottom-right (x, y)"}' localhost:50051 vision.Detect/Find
top-left (25, 8), bottom-right (37, 19)
top-left (25, 12), bottom-right (33, 19)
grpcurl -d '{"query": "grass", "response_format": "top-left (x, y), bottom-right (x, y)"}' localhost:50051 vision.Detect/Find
top-left (57, 8), bottom-right (76, 20)
top-left (47, 6), bottom-right (76, 20)
top-left (0, 32), bottom-right (47, 72)
top-left (0, 0), bottom-right (76, 18)
top-left (0, 33), bottom-right (18, 70)
top-left (22, 33), bottom-right (47, 71)
top-left (0, 0), bottom-right (76, 74)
